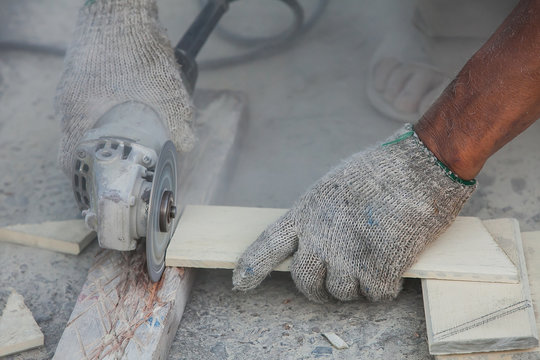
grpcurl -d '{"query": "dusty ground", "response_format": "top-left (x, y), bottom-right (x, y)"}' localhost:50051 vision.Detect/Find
top-left (0, 1), bottom-right (539, 359)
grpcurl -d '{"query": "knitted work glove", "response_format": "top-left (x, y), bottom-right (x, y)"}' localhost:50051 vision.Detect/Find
top-left (233, 126), bottom-right (476, 302)
top-left (56, 0), bottom-right (194, 175)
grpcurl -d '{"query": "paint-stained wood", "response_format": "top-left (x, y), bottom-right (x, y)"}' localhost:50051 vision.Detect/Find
top-left (0, 220), bottom-right (95, 255)
top-left (53, 90), bottom-right (246, 360)
top-left (423, 219), bottom-right (538, 355)
top-left (166, 206), bottom-right (518, 283)
top-left (53, 247), bottom-right (194, 359)
top-left (0, 290), bottom-right (44, 357)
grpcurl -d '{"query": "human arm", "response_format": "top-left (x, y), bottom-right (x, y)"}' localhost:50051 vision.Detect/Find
top-left (416, 0), bottom-right (540, 180)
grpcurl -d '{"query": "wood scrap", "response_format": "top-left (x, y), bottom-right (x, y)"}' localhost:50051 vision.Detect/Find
top-left (53, 90), bottom-right (246, 360)
top-left (0, 219), bottom-right (95, 255)
top-left (422, 219), bottom-right (538, 355)
top-left (322, 332), bottom-right (349, 349)
top-left (0, 290), bottom-right (44, 357)
top-left (166, 206), bottom-right (518, 284)
top-left (435, 231), bottom-right (540, 359)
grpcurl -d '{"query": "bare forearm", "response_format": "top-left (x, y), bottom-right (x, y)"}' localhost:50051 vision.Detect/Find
top-left (415, 0), bottom-right (540, 180)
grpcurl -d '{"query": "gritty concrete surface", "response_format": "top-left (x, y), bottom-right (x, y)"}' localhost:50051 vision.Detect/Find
top-left (170, 271), bottom-right (428, 360)
top-left (0, 1), bottom-right (539, 359)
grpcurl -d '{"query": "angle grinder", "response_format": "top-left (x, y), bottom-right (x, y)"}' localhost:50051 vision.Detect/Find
top-left (70, 0), bottom-right (232, 282)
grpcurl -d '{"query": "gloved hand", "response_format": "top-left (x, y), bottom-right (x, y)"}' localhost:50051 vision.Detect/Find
top-left (233, 126), bottom-right (476, 302)
top-left (55, 0), bottom-right (194, 175)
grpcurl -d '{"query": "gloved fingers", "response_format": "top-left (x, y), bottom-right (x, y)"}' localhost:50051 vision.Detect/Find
top-left (325, 268), bottom-right (360, 301)
top-left (233, 212), bottom-right (298, 291)
top-left (290, 249), bottom-right (330, 303)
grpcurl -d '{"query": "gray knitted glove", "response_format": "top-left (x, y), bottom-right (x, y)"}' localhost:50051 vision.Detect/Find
top-left (55, 0), bottom-right (194, 175)
top-left (233, 126), bottom-right (476, 302)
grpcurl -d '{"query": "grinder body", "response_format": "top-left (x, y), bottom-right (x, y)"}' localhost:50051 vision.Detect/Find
top-left (72, 102), bottom-right (170, 251)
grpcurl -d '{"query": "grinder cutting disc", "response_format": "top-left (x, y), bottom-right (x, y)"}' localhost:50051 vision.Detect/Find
top-left (147, 140), bottom-right (178, 282)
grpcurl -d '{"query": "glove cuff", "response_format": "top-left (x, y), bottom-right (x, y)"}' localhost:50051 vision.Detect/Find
top-left (383, 124), bottom-right (476, 186)
top-left (80, 0), bottom-right (159, 26)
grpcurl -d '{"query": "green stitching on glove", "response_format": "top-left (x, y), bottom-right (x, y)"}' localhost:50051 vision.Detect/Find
top-left (382, 131), bottom-right (414, 146)
top-left (436, 160), bottom-right (476, 186)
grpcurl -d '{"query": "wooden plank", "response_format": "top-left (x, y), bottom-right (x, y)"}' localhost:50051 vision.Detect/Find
top-left (53, 90), bottom-right (246, 360)
top-left (422, 219), bottom-right (538, 355)
top-left (166, 206), bottom-right (518, 283)
top-left (0, 290), bottom-right (44, 357)
top-left (53, 247), bottom-right (194, 359)
top-left (0, 220), bottom-right (95, 255)
top-left (435, 231), bottom-right (540, 359)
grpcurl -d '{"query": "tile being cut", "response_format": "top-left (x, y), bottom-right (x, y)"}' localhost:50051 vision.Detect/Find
top-left (166, 206), bottom-right (518, 284)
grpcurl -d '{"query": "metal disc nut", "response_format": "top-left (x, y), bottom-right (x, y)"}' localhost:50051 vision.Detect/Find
top-left (159, 190), bottom-right (175, 232)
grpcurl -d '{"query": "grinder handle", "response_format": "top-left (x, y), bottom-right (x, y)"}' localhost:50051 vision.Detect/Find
top-left (174, 0), bottom-right (233, 94)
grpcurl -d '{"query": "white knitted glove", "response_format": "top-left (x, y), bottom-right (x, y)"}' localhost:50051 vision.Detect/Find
top-left (233, 126), bottom-right (476, 302)
top-left (55, 0), bottom-right (194, 175)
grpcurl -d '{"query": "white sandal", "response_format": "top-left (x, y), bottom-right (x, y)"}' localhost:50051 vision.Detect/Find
top-left (366, 28), bottom-right (450, 123)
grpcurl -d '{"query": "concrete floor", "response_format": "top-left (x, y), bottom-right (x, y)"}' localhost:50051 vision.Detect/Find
top-left (0, 1), bottom-right (539, 359)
